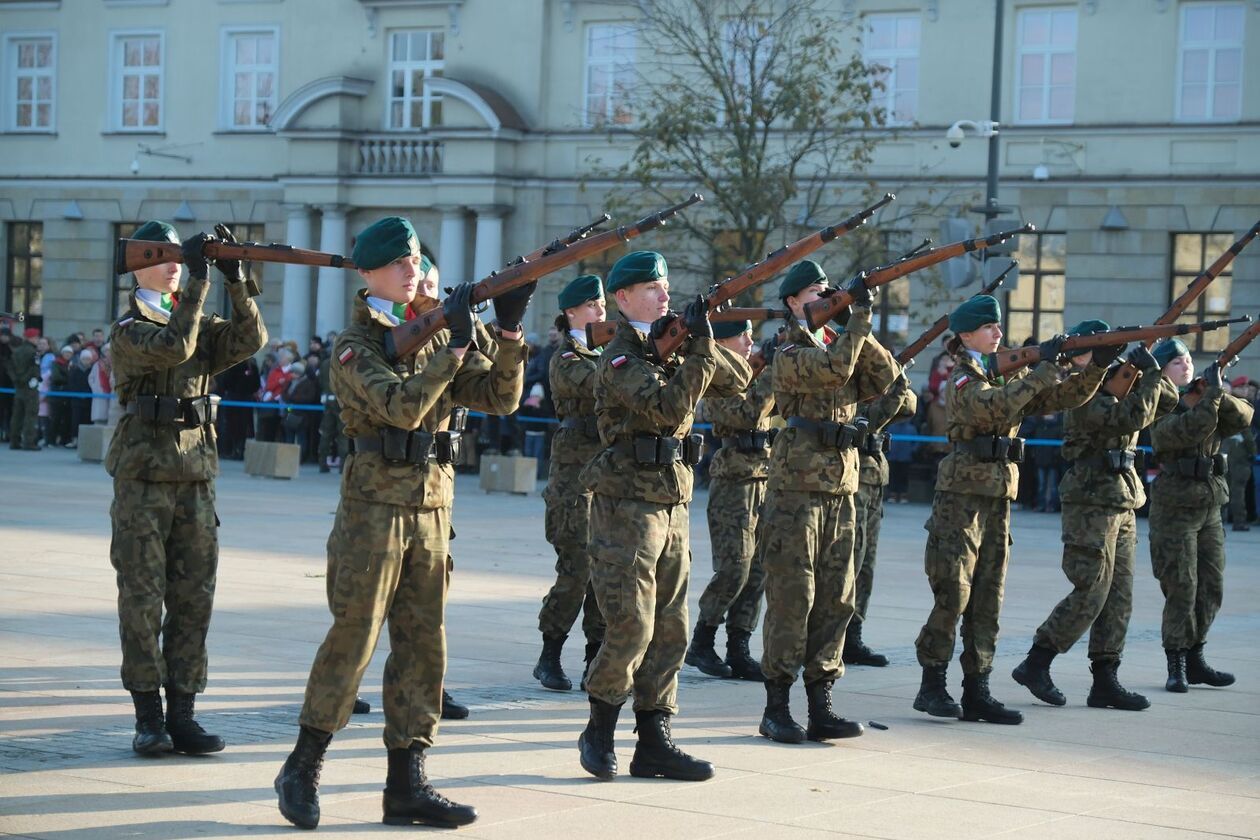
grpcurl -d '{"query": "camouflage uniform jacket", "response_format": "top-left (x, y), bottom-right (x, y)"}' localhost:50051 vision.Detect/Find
top-left (580, 320), bottom-right (750, 505)
top-left (334, 293), bottom-right (526, 509)
top-left (768, 312), bottom-right (901, 497)
top-left (1149, 386), bottom-right (1254, 508)
top-left (858, 372), bottom-right (918, 487)
top-left (699, 368), bottom-right (776, 482)
top-left (935, 352), bottom-right (1106, 500)
top-left (106, 275), bottom-right (266, 482)
top-left (548, 333), bottom-right (603, 467)
top-left (1059, 368), bottom-right (1180, 510)
top-left (7, 340), bottom-right (38, 390)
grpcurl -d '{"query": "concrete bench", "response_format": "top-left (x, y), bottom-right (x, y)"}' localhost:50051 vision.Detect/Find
top-left (76, 424), bottom-right (114, 463)
top-left (244, 439), bottom-right (301, 480)
top-left (479, 454), bottom-right (537, 495)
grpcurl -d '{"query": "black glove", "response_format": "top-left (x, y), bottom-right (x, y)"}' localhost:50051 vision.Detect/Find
top-left (760, 335), bottom-right (779, 366)
top-left (683, 294), bottom-right (712, 340)
top-left (1038, 333), bottom-right (1068, 364)
top-left (444, 282), bottom-right (475, 349)
top-left (1202, 362), bottom-right (1223, 389)
top-left (1126, 344), bottom-right (1159, 372)
top-left (493, 281), bottom-right (536, 333)
top-left (212, 223), bottom-right (243, 281)
top-left (1091, 341), bottom-right (1127, 368)
top-left (650, 312), bottom-right (680, 340)
top-left (846, 273), bottom-right (876, 308)
top-left (181, 232), bottom-right (212, 280)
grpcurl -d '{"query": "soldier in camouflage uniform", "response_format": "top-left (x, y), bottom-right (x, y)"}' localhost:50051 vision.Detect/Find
top-left (576, 250), bottom-right (748, 782)
top-left (107, 220), bottom-right (266, 756)
top-left (686, 318), bottom-right (775, 681)
top-left (534, 274), bottom-right (607, 691)
top-left (912, 295), bottom-right (1106, 725)
top-left (1221, 376), bottom-right (1256, 531)
top-left (845, 369), bottom-right (917, 668)
top-left (1012, 322), bottom-right (1177, 712)
top-left (757, 260), bottom-right (900, 745)
top-left (6, 327), bottom-right (41, 450)
top-left (1147, 339), bottom-right (1253, 693)
top-left (316, 348), bottom-right (349, 473)
top-left (275, 217), bottom-right (528, 830)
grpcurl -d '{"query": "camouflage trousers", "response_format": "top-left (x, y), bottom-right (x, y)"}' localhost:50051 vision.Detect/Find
top-left (9, 388), bottom-right (37, 448)
top-left (317, 402), bottom-right (349, 460)
top-left (852, 481), bottom-right (885, 623)
top-left (759, 489), bottom-right (857, 686)
top-left (915, 491), bottom-right (1009, 675)
top-left (1148, 496), bottom-right (1226, 651)
top-left (109, 477), bottom-right (218, 693)
top-left (538, 462), bottom-right (604, 641)
top-left (1033, 503), bottom-right (1136, 660)
top-left (300, 497), bottom-right (450, 749)
top-left (586, 493), bottom-right (690, 714)
top-left (697, 476), bottom-right (766, 634)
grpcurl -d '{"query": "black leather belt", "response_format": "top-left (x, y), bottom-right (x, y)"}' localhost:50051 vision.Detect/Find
top-left (353, 427), bottom-right (461, 466)
top-left (721, 429), bottom-right (773, 453)
top-left (860, 431), bottom-right (890, 456)
top-left (954, 435), bottom-right (1025, 463)
top-left (1073, 449), bottom-right (1141, 474)
top-left (612, 433), bottom-right (703, 466)
top-left (560, 415), bottom-right (599, 438)
top-left (1159, 453), bottom-right (1226, 480)
top-left (124, 394), bottom-right (218, 427)
top-left (786, 416), bottom-right (862, 449)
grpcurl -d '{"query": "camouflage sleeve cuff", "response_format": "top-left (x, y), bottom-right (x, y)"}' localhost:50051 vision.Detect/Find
top-left (423, 347), bottom-right (463, 382)
top-left (846, 308), bottom-right (873, 338)
top-left (493, 331), bottom-right (528, 367)
top-left (687, 336), bottom-right (715, 358)
top-left (1031, 361), bottom-right (1060, 384)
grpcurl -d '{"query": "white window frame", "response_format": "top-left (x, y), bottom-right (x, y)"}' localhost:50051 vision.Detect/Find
top-left (862, 13), bottom-right (920, 126)
top-left (2, 31), bottom-right (57, 133)
top-left (1013, 6), bottom-right (1077, 125)
top-left (385, 28), bottom-right (444, 131)
top-left (219, 25), bottom-right (280, 131)
top-left (1175, 2), bottom-right (1245, 123)
top-left (583, 22), bottom-right (636, 129)
top-left (108, 29), bottom-right (165, 132)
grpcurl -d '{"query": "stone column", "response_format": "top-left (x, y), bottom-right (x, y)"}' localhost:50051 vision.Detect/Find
top-left (280, 204), bottom-right (313, 343)
top-left (314, 205), bottom-right (348, 337)
top-left (436, 205), bottom-right (468, 282)
top-left (471, 206), bottom-right (506, 284)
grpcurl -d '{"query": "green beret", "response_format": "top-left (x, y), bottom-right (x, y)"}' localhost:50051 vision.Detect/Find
top-left (712, 319), bottom-right (752, 340)
top-left (133, 220), bottom-right (179, 244)
top-left (419, 253), bottom-right (433, 275)
top-left (779, 260), bottom-right (827, 301)
top-left (352, 216), bottom-right (420, 271)
top-left (1068, 319), bottom-right (1110, 336)
top-left (1153, 337), bottom-right (1190, 369)
top-left (606, 250), bottom-right (667, 293)
top-left (949, 294), bottom-right (1002, 333)
top-left (558, 274), bottom-right (603, 311)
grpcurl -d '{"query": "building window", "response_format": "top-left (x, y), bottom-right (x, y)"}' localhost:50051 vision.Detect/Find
top-left (222, 28), bottom-right (278, 130)
top-left (4, 34), bottom-right (56, 132)
top-left (584, 23), bottom-right (635, 128)
top-left (111, 32), bottom-right (163, 131)
top-left (388, 30), bottom-right (444, 130)
top-left (863, 14), bottom-right (919, 125)
top-left (1171, 232), bottom-right (1233, 352)
top-left (6, 223), bottom-right (43, 327)
top-left (1014, 7), bottom-right (1076, 124)
top-left (1177, 2), bottom-right (1244, 122)
top-left (1006, 232), bottom-right (1066, 343)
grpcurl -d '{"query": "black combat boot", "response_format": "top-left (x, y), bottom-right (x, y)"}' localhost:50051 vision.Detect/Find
top-left (725, 628), bottom-right (764, 682)
top-left (533, 634), bottom-right (573, 691)
top-left (164, 687), bottom-right (225, 754)
top-left (130, 690), bottom-right (174, 755)
top-left (353, 696), bottom-right (371, 714)
top-left (579, 638), bottom-right (602, 692)
top-left (578, 697), bottom-right (621, 780)
top-left (382, 745), bottom-right (477, 827)
top-left (913, 664), bottom-right (961, 718)
top-left (440, 690), bottom-right (469, 720)
top-left (804, 680), bottom-right (864, 741)
top-left (1086, 658), bottom-right (1150, 711)
top-left (1012, 643), bottom-right (1067, 706)
top-left (1165, 649), bottom-right (1189, 693)
top-left (1186, 643), bottom-right (1235, 687)
top-left (629, 710), bottom-right (715, 781)
top-left (842, 621), bottom-right (889, 667)
top-left (275, 725), bottom-right (332, 830)
top-left (960, 672), bottom-right (1023, 724)
top-left (758, 681), bottom-right (806, 744)
top-left (685, 621), bottom-right (733, 678)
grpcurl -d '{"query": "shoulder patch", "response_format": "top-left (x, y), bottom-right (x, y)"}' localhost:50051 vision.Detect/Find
top-left (116, 316), bottom-right (135, 328)
top-left (338, 346), bottom-right (356, 365)
top-left (954, 374), bottom-right (972, 390)
top-left (610, 355), bottom-right (628, 368)
top-left (561, 351), bottom-right (577, 360)
top-left (779, 343), bottom-right (797, 354)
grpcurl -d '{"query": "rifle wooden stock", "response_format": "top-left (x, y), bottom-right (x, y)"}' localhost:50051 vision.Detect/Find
top-left (805, 224), bottom-right (1035, 330)
top-left (1105, 219), bottom-right (1260, 398)
top-left (896, 261), bottom-right (1016, 366)
top-left (748, 349), bottom-right (766, 378)
top-left (989, 317), bottom-right (1251, 377)
top-left (647, 193), bottom-right (895, 360)
top-left (585, 306), bottom-right (788, 350)
top-left (386, 194), bottom-right (702, 361)
top-left (116, 238), bottom-right (357, 274)
top-left (1182, 317), bottom-right (1260, 407)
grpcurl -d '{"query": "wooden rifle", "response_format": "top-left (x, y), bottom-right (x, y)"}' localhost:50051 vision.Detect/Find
top-left (896, 260), bottom-right (1017, 367)
top-left (1181, 316), bottom-right (1260, 407)
top-left (585, 306), bottom-right (787, 350)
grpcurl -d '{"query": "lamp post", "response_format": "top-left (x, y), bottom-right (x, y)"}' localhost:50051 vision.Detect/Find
top-left (982, 0), bottom-right (1005, 223)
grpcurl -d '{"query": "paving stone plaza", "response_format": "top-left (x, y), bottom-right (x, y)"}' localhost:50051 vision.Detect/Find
top-left (1, 446), bottom-right (1257, 839)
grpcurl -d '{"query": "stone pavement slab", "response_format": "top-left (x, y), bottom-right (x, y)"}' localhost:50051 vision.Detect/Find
top-left (1, 446), bottom-right (1257, 839)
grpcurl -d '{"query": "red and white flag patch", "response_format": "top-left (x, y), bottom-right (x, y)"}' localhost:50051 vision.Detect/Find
top-left (561, 351), bottom-right (576, 360)
top-left (610, 355), bottom-right (628, 368)
top-left (954, 374), bottom-right (971, 390)
top-left (117, 316), bottom-right (134, 328)
top-left (338, 346), bottom-right (356, 365)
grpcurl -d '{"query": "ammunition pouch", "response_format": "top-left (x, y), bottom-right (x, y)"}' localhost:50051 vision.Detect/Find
top-left (560, 415), bottom-right (600, 439)
top-left (721, 429), bottom-right (773, 454)
top-left (354, 425), bottom-right (462, 467)
top-left (1074, 449), bottom-right (1141, 474)
top-left (614, 433), bottom-right (704, 467)
top-left (786, 416), bottom-right (862, 450)
top-left (124, 394), bottom-right (219, 428)
top-left (954, 435), bottom-right (1025, 464)
top-left (1160, 453), bottom-right (1227, 481)
top-left (860, 431), bottom-right (891, 457)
